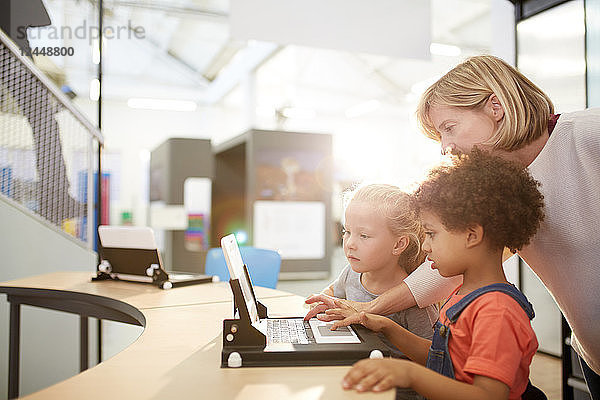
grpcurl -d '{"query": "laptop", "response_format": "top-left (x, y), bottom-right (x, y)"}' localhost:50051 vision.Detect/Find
top-left (220, 233), bottom-right (391, 367)
top-left (95, 225), bottom-right (213, 289)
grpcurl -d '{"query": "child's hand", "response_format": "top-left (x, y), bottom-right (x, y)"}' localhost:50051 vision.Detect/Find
top-left (342, 358), bottom-right (413, 393)
top-left (319, 299), bottom-right (364, 329)
top-left (304, 293), bottom-right (338, 320)
top-left (357, 312), bottom-right (391, 333)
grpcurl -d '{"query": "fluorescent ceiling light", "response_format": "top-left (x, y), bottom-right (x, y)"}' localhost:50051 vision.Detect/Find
top-left (127, 98), bottom-right (198, 112)
top-left (281, 107), bottom-right (316, 119)
top-left (89, 79), bottom-right (100, 101)
top-left (91, 40), bottom-right (100, 65)
top-left (345, 99), bottom-right (381, 118)
top-left (429, 42), bottom-right (461, 57)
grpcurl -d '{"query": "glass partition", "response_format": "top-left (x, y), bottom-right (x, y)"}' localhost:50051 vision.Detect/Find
top-left (517, 0), bottom-right (586, 112)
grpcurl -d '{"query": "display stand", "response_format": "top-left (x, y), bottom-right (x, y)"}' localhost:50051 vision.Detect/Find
top-left (212, 129), bottom-right (333, 280)
top-left (93, 246), bottom-right (212, 289)
top-left (150, 138), bottom-right (214, 273)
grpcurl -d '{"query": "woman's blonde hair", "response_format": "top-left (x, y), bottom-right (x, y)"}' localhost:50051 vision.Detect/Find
top-left (344, 184), bottom-right (426, 273)
top-left (416, 55), bottom-right (554, 151)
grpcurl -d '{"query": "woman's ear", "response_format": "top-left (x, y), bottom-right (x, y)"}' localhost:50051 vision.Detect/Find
top-left (465, 225), bottom-right (484, 249)
top-left (487, 94), bottom-right (505, 122)
top-left (392, 236), bottom-right (410, 255)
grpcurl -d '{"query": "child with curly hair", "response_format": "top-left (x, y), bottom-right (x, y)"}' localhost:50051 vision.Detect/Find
top-left (341, 150), bottom-right (546, 400)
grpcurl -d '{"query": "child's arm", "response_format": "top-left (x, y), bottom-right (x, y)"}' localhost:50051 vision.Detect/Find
top-left (310, 264), bottom-right (460, 326)
top-left (358, 312), bottom-right (431, 365)
top-left (342, 359), bottom-right (510, 400)
top-left (304, 268), bottom-right (347, 318)
top-left (321, 284), bottom-right (334, 297)
top-left (307, 285), bottom-right (335, 312)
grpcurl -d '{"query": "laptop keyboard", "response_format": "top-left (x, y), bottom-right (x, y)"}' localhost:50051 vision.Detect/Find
top-left (267, 319), bottom-right (316, 344)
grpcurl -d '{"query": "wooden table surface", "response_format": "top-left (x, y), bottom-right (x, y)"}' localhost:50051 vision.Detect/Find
top-left (0, 272), bottom-right (393, 400)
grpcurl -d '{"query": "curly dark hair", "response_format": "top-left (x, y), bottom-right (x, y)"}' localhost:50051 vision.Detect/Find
top-left (412, 148), bottom-right (545, 253)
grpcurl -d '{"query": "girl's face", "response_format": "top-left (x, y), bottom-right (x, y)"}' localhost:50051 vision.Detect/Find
top-left (342, 201), bottom-right (403, 274)
top-left (428, 96), bottom-right (503, 155)
top-left (420, 211), bottom-right (467, 278)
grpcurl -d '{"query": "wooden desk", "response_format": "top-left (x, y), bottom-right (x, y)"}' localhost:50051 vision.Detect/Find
top-left (0, 272), bottom-right (392, 399)
top-left (0, 272), bottom-right (288, 310)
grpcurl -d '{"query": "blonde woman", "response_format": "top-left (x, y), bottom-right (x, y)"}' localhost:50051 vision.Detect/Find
top-left (306, 55), bottom-right (600, 399)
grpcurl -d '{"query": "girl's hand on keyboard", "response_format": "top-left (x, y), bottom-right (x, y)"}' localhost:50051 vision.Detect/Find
top-left (303, 293), bottom-right (338, 320)
top-left (321, 299), bottom-right (366, 329)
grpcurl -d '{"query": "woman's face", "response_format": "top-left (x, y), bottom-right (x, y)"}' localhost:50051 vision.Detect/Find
top-left (428, 96), bottom-right (503, 155)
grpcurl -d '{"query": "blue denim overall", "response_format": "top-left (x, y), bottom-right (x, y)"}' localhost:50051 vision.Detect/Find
top-left (425, 283), bottom-right (546, 399)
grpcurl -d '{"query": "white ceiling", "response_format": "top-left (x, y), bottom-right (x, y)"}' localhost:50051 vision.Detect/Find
top-left (17, 0), bottom-right (589, 219)
top-left (30, 0), bottom-right (496, 113)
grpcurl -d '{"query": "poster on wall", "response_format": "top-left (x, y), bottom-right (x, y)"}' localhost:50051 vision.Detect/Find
top-left (254, 149), bottom-right (327, 201)
top-left (183, 177), bottom-right (212, 251)
top-left (253, 200), bottom-right (325, 260)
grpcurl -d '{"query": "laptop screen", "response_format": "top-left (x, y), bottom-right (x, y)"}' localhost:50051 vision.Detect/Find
top-left (221, 234), bottom-right (260, 325)
top-left (98, 225), bottom-right (157, 249)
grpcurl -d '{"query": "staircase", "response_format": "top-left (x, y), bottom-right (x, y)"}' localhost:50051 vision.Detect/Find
top-left (0, 29), bottom-right (103, 247)
top-left (0, 29), bottom-right (104, 398)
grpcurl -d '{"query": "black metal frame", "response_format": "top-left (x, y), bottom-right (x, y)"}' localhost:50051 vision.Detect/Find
top-left (97, 0), bottom-right (105, 369)
top-left (511, 0), bottom-right (572, 21)
top-left (0, 287), bottom-right (145, 399)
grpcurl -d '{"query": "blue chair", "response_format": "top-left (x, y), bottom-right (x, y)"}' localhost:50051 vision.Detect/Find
top-left (204, 246), bottom-right (281, 289)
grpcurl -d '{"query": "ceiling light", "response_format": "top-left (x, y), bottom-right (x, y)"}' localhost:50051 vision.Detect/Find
top-left (91, 40), bottom-right (100, 65)
top-left (345, 99), bottom-right (381, 118)
top-left (89, 79), bottom-right (100, 101)
top-left (127, 98), bottom-right (198, 112)
top-left (429, 42), bottom-right (461, 57)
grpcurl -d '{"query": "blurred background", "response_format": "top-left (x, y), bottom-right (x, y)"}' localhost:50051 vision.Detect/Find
top-left (0, 0), bottom-right (593, 398)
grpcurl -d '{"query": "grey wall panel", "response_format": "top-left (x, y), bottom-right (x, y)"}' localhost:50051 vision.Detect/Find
top-left (0, 197), bottom-right (96, 397)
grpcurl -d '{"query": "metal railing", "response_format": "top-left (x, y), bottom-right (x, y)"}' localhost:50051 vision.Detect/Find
top-left (0, 29), bottom-right (103, 249)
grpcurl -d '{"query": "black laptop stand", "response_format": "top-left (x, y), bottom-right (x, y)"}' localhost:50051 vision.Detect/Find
top-left (221, 264), bottom-right (391, 368)
top-left (93, 246), bottom-right (212, 289)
